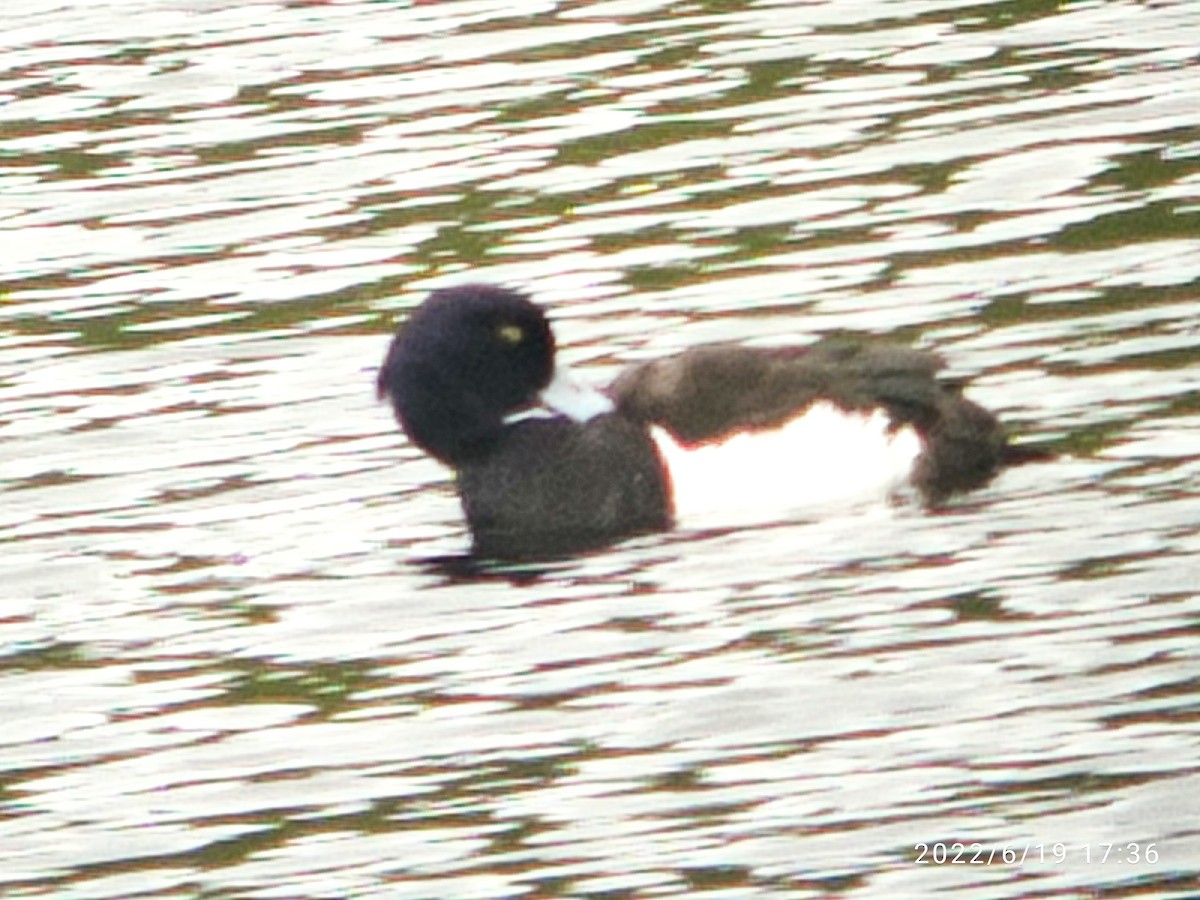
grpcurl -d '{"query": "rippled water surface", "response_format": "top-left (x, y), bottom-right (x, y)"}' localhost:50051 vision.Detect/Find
top-left (3, 0), bottom-right (1200, 897)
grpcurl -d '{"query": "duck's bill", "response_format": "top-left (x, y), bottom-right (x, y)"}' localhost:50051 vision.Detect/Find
top-left (537, 366), bottom-right (615, 422)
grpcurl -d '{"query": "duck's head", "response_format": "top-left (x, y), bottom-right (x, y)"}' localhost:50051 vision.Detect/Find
top-left (377, 284), bottom-right (611, 466)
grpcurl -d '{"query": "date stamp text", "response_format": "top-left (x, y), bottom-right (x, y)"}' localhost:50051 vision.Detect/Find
top-left (912, 842), bottom-right (1160, 866)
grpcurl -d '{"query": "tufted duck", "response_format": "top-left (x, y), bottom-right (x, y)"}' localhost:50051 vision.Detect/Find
top-left (377, 284), bottom-right (1028, 559)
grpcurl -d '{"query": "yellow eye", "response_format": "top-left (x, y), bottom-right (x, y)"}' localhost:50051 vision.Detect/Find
top-left (496, 323), bottom-right (524, 345)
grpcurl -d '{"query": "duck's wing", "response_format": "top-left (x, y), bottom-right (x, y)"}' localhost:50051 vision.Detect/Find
top-left (611, 339), bottom-right (1011, 500)
top-left (610, 339), bottom-right (947, 442)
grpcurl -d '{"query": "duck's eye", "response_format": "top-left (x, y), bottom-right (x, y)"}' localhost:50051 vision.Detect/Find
top-left (496, 323), bottom-right (524, 346)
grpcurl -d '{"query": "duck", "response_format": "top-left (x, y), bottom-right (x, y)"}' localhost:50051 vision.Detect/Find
top-left (377, 283), bottom-right (1032, 559)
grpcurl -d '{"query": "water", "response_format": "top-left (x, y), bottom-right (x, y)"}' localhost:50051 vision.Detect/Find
top-left (2, 0), bottom-right (1200, 897)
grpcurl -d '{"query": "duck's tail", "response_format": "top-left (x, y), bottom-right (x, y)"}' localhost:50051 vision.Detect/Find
top-left (1002, 438), bottom-right (1057, 466)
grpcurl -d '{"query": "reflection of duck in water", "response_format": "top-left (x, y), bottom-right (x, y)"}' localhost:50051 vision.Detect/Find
top-left (378, 284), bottom-right (1038, 559)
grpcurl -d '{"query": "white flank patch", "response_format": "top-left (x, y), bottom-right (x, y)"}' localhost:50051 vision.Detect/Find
top-left (652, 401), bottom-right (923, 529)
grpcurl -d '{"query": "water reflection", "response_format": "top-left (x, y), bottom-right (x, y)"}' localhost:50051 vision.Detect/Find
top-left (2, 0), bottom-right (1200, 897)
